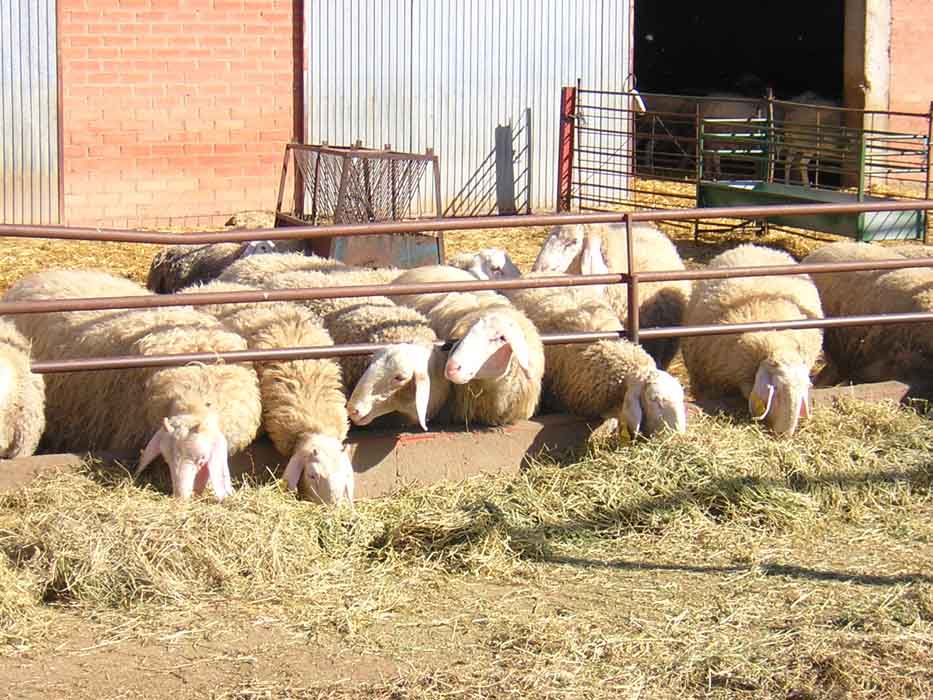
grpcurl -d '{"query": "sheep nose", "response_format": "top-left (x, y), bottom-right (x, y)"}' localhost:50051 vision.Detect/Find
top-left (445, 362), bottom-right (461, 380)
top-left (347, 405), bottom-right (361, 418)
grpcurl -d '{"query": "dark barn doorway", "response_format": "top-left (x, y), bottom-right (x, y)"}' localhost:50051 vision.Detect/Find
top-left (634, 0), bottom-right (845, 101)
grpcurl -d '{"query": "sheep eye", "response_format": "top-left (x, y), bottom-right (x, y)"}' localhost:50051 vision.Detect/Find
top-left (394, 374), bottom-right (407, 382)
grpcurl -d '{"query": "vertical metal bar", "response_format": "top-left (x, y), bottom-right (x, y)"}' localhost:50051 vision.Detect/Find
top-left (389, 154), bottom-right (398, 220)
top-left (431, 150), bottom-right (444, 262)
top-left (275, 145), bottom-right (291, 215)
top-left (362, 156), bottom-right (374, 221)
top-left (525, 106), bottom-right (533, 215)
top-left (556, 86), bottom-right (576, 212)
top-left (624, 213), bottom-right (639, 345)
top-left (925, 102), bottom-right (932, 243)
top-left (494, 124), bottom-right (517, 215)
top-left (694, 102), bottom-right (702, 241)
top-left (310, 151), bottom-right (322, 223)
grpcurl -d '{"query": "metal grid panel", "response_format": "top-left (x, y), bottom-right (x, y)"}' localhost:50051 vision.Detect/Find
top-left (305, 0), bottom-right (631, 213)
top-left (0, 0), bottom-right (59, 225)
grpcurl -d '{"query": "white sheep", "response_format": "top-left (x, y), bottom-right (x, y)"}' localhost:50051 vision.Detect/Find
top-left (777, 92), bottom-right (846, 186)
top-left (218, 264), bottom-right (451, 431)
top-left (682, 244), bottom-right (824, 436)
top-left (147, 243), bottom-right (335, 293)
top-left (180, 280), bottom-right (353, 504)
top-left (3, 270), bottom-right (263, 500)
top-left (504, 278), bottom-right (687, 436)
top-left (0, 318), bottom-right (45, 458)
top-left (698, 93), bottom-right (766, 181)
top-left (215, 250), bottom-right (361, 288)
top-left (802, 241), bottom-right (933, 383)
top-left (448, 248), bottom-right (521, 280)
top-left (389, 265), bottom-right (545, 426)
top-left (532, 221), bottom-right (691, 370)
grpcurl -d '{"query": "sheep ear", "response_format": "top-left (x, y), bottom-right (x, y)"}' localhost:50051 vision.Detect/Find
top-left (502, 324), bottom-right (532, 379)
top-left (580, 232), bottom-right (609, 296)
top-left (135, 428), bottom-right (166, 479)
top-left (283, 451), bottom-right (304, 491)
top-left (750, 365), bottom-right (776, 420)
top-left (799, 392), bottom-right (811, 420)
top-left (414, 370), bottom-right (430, 431)
top-left (341, 449), bottom-right (355, 505)
top-left (206, 432), bottom-right (233, 501)
top-left (622, 383), bottom-right (643, 437)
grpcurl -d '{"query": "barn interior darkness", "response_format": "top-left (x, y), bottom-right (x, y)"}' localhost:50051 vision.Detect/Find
top-left (634, 0), bottom-right (845, 101)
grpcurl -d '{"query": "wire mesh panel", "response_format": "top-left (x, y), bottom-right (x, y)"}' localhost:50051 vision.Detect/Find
top-left (567, 88), bottom-right (933, 242)
top-left (275, 143), bottom-right (444, 267)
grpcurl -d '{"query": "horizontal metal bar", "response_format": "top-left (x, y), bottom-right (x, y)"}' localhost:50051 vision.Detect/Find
top-left (636, 256), bottom-right (933, 283)
top-left (0, 274), bottom-right (623, 316)
top-left (31, 310), bottom-right (933, 374)
top-left (6, 194), bottom-right (928, 246)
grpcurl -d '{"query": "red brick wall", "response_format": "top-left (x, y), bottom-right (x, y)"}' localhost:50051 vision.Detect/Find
top-left (59, 0), bottom-right (299, 227)
top-left (890, 0), bottom-right (933, 118)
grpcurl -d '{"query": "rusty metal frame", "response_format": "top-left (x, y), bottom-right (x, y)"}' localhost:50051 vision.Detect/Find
top-left (2, 198), bottom-right (933, 374)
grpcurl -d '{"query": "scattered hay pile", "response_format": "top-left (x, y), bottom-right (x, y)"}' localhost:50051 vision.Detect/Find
top-left (1, 400), bottom-right (930, 642)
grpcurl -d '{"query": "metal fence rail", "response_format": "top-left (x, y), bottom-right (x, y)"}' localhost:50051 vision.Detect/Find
top-left (2, 198), bottom-right (933, 374)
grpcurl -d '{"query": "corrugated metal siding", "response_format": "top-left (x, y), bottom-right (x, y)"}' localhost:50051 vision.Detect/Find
top-left (1, 0), bottom-right (60, 225)
top-left (305, 0), bottom-right (631, 213)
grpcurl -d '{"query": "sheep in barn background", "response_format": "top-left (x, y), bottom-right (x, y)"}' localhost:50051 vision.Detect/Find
top-left (777, 92), bottom-right (847, 186)
top-left (448, 248), bottom-right (521, 281)
top-left (532, 221), bottom-right (691, 370)
top-left (146, 240), bottom-right (324, 293)
top-left (218, 263), bottom-right (451, 431)
top-left (3, 270), bottom-right (262, 500)
top-left (0, 318), bottom-right (45, 459)
top-left (179, 280), bottom-right (353, 504)
top-left (389, 265), bottom-right (544, 426)
top-left (503, 277), bottom-right (687, 437)
top-left (697, 93), bottom-right (766, 181)
top-left (682, 244), bottom-right (824, 437)
top-left (802, 241), bottom-right (933, 384)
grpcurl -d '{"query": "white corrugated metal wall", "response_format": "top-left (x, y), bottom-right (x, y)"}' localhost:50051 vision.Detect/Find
top-left (0, 0), bottom-right (60, 225)
top-left (305, 0), bottom-right (631, 213)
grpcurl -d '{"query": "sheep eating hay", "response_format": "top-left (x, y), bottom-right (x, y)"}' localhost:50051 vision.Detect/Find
top-left (682, 244), bottom-right (824, 437)
top-left (389, 265), bottom-right (544, 426)
top-left (146, 242), bottom-right (328, 293)
top-left (180, 279), bottom-right (353, 504)
top-left (532, 221), bottom-right (691, 370)
top-left (0, 318), bottom-right (45, 459)
top-left (3, 270), bottom-right (263, 500)
top-left (504, 277), bottom-right (686, 437)
top-left (218, 258), bottom-right (451, 431)
top-left (803, 241), bottom-right (933, 383)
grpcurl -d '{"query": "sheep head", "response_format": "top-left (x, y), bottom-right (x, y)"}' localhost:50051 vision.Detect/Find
top-left (621, 370), bottom-right (687, 437)
top-left (445, 312), bottom-right (533, 383)
top-left (239, 240), bottom-right (277, 257)
top-left (136, 411), bottom-right (234, 501)
top-left (283, 433), bottom-right (354, 505)
top-left (464, 248), bottom-right (521, 281)
top-left (748, 360), bottom-right (812, 437)
top-left (347, 343), bottom-right (435, 431)
top-left (531, 224), bottom-right (586, 273)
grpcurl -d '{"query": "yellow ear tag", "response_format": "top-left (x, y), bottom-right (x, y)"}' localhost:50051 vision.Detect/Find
top-left (750, 396), bottom-right (766, 419)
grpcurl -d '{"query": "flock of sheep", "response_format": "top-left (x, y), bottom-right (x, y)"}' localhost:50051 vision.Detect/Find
top-left (0, 224), bottom-right (928, 506)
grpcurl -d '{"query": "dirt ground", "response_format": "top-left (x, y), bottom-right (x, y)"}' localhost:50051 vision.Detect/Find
top-left (3, 519), bottom-right (931, 699)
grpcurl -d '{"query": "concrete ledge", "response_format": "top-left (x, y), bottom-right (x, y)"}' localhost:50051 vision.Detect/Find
top-left (0, 380), bottom-right (921, 499)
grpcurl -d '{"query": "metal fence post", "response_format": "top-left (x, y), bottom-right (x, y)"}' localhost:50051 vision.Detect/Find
top-left (624, 213), bottom-right (639, 345)
top-left (495, 124), bottom-right (518, 215)
top-left (525, 106), bottom-right (533, 215)
top-left (556, 86), bottom-right (577, 212)
top-left (925, 101), bottom-right (933, 243)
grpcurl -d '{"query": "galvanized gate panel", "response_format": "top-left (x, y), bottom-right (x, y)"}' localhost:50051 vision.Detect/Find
top-left (0, 0), bottom-right (59, 225)
top-left (305, 0), bottom-right (631, 213)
